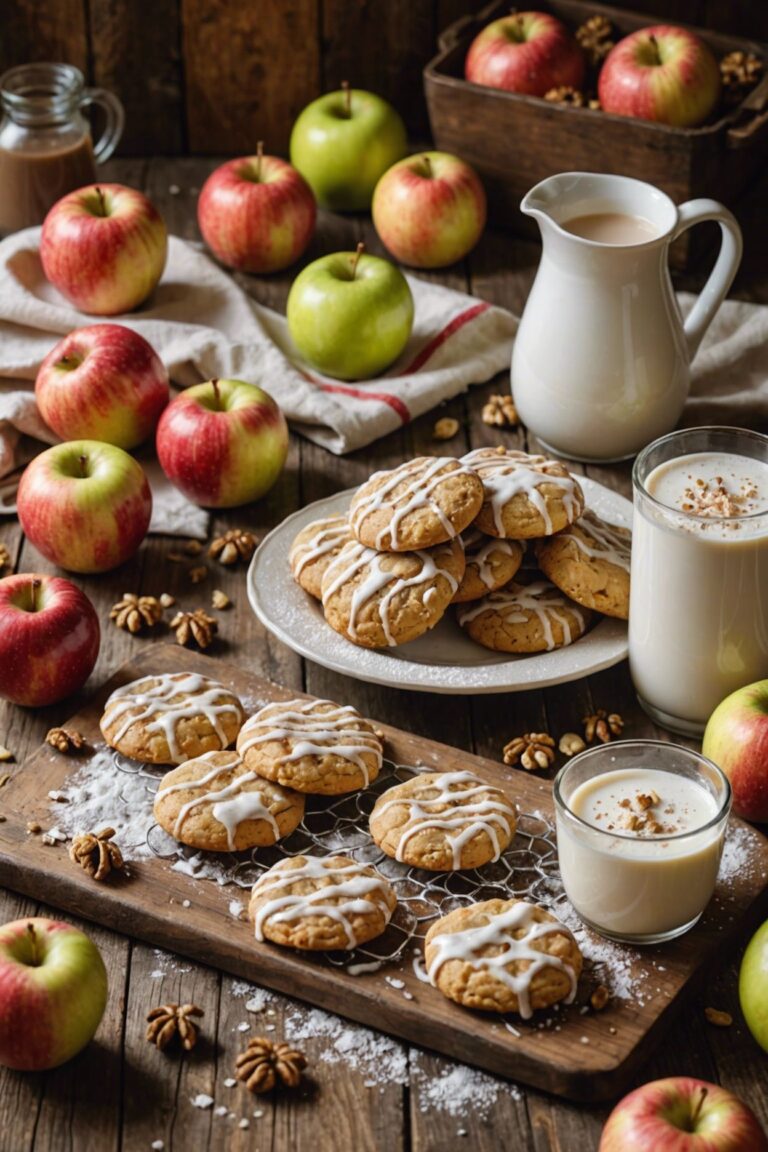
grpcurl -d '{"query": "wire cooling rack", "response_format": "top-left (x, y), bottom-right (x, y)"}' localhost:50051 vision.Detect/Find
top-left (114, 753), bottom-right (567, 973)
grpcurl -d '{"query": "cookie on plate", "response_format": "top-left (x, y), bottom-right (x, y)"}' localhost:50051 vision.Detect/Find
top-left (349, 456), bottom-right (483, 551)
top-left (457, 580), bottom-right (592, 653)
top-left (453, 527), bottom-right (524, 604)
top-left (248, 854), bottom-right (397, 950)
top-left (237, 697), bottom-right (383, 794)
top-left (425, 898), bottom-right (582, 1017)
top-left (462, 447), bottom-right (584, 539)
top-left (100, 672), bottom-right (245, 765)
top-left (322, 537), bottom-right (465, 648)
top-left (153, 750), bottom-right (305, 852)
top-left (535, 509), bottom-right (631, 620)
top-left (369, 770), bottom-right (517, 871)
top-left (289, 515), bottom-right (352, 600)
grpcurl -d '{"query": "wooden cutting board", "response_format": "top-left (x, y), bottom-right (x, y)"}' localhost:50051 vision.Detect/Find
top-left (1, 644), bottom-right (766, 1102)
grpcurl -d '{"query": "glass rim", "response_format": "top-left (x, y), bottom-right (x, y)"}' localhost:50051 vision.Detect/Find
top-left (553, 739), bottom-right (731, 843)
top-left (0, 63), bottom-right (84, 112)
top-left (632, 425), bottom-right (768, 527)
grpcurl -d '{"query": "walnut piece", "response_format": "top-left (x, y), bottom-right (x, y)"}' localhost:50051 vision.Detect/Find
top-left (183, 539), bottom-right (204, 555)
top-left (503, 732), bottom-right (556, 771)
top-left (171, 609), bottom-right (218, 649)
top-left (704, 1007), bottom-right (733, 1027)
top-left (110, 594), bottom-right (163, 634)
top-left (583, 709), bottom-right (624, 744)
top-left (235, 1037), bottom-right (307, 1094)
top-left (146, 1003), bottom-right (204, 1051)
top-left (544, 86), bottom-right (585, 107)
top-left (720, 50), bottom-right (763, 104)
top-left (45, 727), bottom-right (87, 754)
top-left (69, 827), bottom-right (124, 881)
top-left (188, 565), bottom-right (208, 584)
top-left (211, 589), bottom-right (232, 610)
top-left (558, 732), bottom-right (586, 757)
top-left (0, 542), bottom-right (11, 570)
top-left (433, 417), bottom-right (460, 441)
top-left (209, 529), bottom-right (258, 566)
top-left (482, 394), bottom-right (519, 428)
top-left (0, 745), bottom-right (13, 763)
top-left (576, 14), bottom-right (615, 66)
top-left (590, 985), bottom-right (610, 1011)
top-left (159, 592), bottom-right (176, 609)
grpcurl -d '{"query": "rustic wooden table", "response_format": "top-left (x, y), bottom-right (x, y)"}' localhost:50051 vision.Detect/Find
top-left (1, 157), bottom-right (766, 1152)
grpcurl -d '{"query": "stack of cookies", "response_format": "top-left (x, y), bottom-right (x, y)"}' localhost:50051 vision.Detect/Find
top-left (289, 447), bottom-right (632, 657)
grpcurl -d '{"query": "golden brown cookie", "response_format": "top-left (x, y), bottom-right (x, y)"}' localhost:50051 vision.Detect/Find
top-left (425, 898), bottom-right (582, 1017)
top-left (289, 515), bottom-right (352, 600)
top-left (535, 510), bottom-right (631, 620)
top-left (457, 580), bottom-right (592, 653)
top-left (153, 750), bottom-right (305, 852)
top-left (100, 672), bottom-right (245, 765)
top-left (237, 698), bottom-right (383, 795)
top-left (369, 770), bottom-right (517, 871)
top-left (462, 447), bottom-right (584, 539)
top-left (453, 527), bottom-right (524, 604)
top-left (322, 537), bottom-right (465, 648)
top-left (349, 456), bottom-right (483, 551)
top-left (248, 854), bottom-right (397, 950)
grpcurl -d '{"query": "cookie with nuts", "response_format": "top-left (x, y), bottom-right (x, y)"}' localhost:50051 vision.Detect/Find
top-left (289, 514), bottom-right (352, 601)
top-left (453, 527), bottom-right (524, 604)
top-left (457, 580), bottom-right (592, 653)
top-left (462, 447), bottom-right (584, 539)
top-left (535, 509), bottom-right (631, 620)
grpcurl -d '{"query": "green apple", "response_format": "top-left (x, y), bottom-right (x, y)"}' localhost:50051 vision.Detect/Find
top-left (740, 918), bottom-right (768, 1053)
top-left (289, 83), bottom-right (407, 211)
top-left (286, 243), bottom-right (414, 381)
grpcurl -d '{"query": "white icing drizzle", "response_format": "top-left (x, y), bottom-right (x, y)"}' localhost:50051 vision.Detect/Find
top-left (289, 515), bottom-right (350, 576)
top-left (426, 901), bottom-right (579, 1020)
top-left (238, 698), bottom-right (382, 784)
top-left (374, 771), bottom-right (515, 869)
top-left (156, 751), bottom-right (283, 851)
top-left (103, 673), bottom-right (243, 764)
top-left (251, 856), bottom-right (393, 949)
top-left (322, 540), bottom-right (461, 647)
top-left (555, 509), bottom-right (632, 572)
top-left (462, 527), bottom-right (522, 591)
top-left (350, 457), bottom-right (475, 549)
top-left (457, 580), bottom-right (587, 651)
top-left (462, 448), bottom-right (583, 536)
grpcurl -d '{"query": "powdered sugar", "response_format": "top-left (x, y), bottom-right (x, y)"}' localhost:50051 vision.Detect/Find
top-left (720, 821), bottom-right (765, 885)
top-left (413, 1057), bottom-right (521, 1119)
top-left (282, 1001), bottom-right (408, 1088)
top-left (49, 747), bottom-right (158, 859)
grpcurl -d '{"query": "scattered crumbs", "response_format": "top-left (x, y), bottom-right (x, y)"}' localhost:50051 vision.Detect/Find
top-left (237, 1022), bottom-right (250, 1033)
top-left (458, 1130), bottom-right (468, 1138)
top-left (556, 900), bottom-right (644, 1001)
top-left (580, 1036), bottom-right (590, 1045)
top-left (182, 899), bottom-right (191, 909)
top-left (231, 980), bottom-right (260, 999)
top-left (385, 976), bottom-right (405, 990)
top-left (151, 1142), bottom-right (164, 1151)
top-left (224, 1077), bottom-right (236, 1088)
top-left (347, 959), bottom-right (383, 976)
top-left (719, 822), bottom-right (757, 885)
top-left (253, 1110), bottom-right (264, 1119)
top-left (238, 1119), bottom-right (249, 1130)
top-left (229, 899), bottom-right (244, 919)
top-left (150, 969), bottom-right (165, 980)
top-left (609, 1026), bottom-right (617, 1035)
top-left (169, 184), bottom-right (181, 195)
top-left (246, 994), bottom-right (267, 1013)
top-left (403, 990), bottom-right (414, 1001)
top-left (505, 1022), bottom-right (521, 1038)
top-left (284, 1004), bottom-right (407, 1087)
top-left (214, 1105), bottom-right (228, 1117)
top-left (413, 1058), bottom-right (521, 1119)
top-left (48, 790), bottom-right (68, 802)
top-left (192, 1094), bottom-right (214, 1110)
top-left (265, 1024), bottom-right (276, 1032)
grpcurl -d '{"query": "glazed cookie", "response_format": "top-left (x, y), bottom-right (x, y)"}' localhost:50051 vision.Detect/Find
top-left (535, 509), bottom-right (631, 620)
top-left (153, 750), bottom-right (305, 853)
top-left (322, 537), bottom-right (465, 648)
top-left (425, 898), bottom-right (582, 1017)
top-left (462, 447), bottom-right (584, 539)
top-left (457, 580), bottom-right (592, 653)
top-left (349, 456), bottom-right (483, 551)
top-left (369, 770), bottom-right (517, 871)
top-left (453, 527), bottom-right (524, 604)
top-left (289, 515), bottom-right (352, 600)
top-left (237, 698), bottom-right (383, 795)
top-left (248, 854), bottom-right (397, 951)
top-left (100, 672), bottom-right (245, 765)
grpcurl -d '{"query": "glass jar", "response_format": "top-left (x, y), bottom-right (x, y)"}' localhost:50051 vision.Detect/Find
top-left (0, 62), bottom-right (124, 235)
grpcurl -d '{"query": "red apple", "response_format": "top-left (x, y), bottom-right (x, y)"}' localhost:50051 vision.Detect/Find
top-left (156, 378), bottom-right (288, 508)
top-left (35, 324), bottom-right (169, 450)
top-left (372, 151), bottom-right (487, 269)
top-left (17, 441), bottom-right (152, 574)
top-left (198, 144), bottom-right (316, 274)
top-left (598, 25), bottom-right (721, 128)
top-left (0, 574), bottom-right (99, 706)
top-left (465, 11), bottom-right (585, 97)
top-left (40, 183), bottom-right (167, 315)
top-left (0, 918), bottom-right (107, 1071)
top-left (702, 680), bottom-right (768, 822)
top-left (599, 1077), bottom-right (768, 1151)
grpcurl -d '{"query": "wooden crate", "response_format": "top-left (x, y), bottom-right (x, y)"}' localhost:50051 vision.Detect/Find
top-left (424, 0), bottom-right (768, 268)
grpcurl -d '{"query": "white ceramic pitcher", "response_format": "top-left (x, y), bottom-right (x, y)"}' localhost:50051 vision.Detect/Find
top-left (511, 172), bottom-right (743, 462)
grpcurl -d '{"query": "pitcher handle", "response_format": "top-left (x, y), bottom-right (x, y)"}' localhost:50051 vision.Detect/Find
top-left (80, 87), bottom-right (125, 163)
top-left (672, 199), bottom-right (742, 362)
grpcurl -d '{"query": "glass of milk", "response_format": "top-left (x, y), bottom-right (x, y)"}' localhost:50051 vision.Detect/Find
top-left (629, 426), bottom-right (768, 736)
top-left (554, 741), bottom-right (731, 944)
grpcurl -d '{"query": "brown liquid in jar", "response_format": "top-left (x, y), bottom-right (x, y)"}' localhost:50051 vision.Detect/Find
top-left (0, 133), bottom-right (96, 234)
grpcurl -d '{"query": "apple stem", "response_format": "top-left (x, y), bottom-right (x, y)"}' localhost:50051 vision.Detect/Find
top-left (341, 80), bottom-right (351, 118)
top-left (78, 454), bottom-right (88, 478)
top-left (350, 241), bottom-right (365, 279)
top-left (26, 923), bottom-right (39, 966)
top-left (422, 154), bottom-right (432, 178)
top-left (648, 32), bottom-right (660, 64)
top-left (211, 378), bottom-right (221, 409)
top-left (256, 140), bottom-right (263, 181)
top-left (94, 186), bottom-right (107, 217)
top-left (27, 577), bottom-right (41, 613)
top-left (689, 1086), bottom-right (708, 1130)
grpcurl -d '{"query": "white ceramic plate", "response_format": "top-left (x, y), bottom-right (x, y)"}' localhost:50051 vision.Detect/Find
top-left (247, 479), bottom-right (632, 694)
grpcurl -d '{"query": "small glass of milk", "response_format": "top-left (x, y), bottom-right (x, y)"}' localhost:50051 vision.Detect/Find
top-left (554, 740), bottom-right (730, 944)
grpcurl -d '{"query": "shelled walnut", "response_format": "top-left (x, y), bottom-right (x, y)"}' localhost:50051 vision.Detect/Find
top-left (110, 594), bottom-right (163, 634)
top-left (146, 1003), bottom-right (204, 1050)
top-left (235, 1037), bottom-right (307, 1093)
top-left (482, 394), bottom-right (518, 428)
top-left (503, 733), bottom-right (556, 770)
top-left (209, 529), bottom-right (258, 566)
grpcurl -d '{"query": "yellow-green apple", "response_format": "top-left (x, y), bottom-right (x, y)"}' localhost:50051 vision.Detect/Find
top-left (599, 1077), bottom-right (768, 1151)
top-left (286, 243), bottom-right (414, 380)
top-left (740, 918), bottom-right (768, 1054)
top-left (35, 323), bottom-right (169, 450)
top-left (40, 183), bottom-right (167, 315)
top-left (702, 680), bottom-right (768, 822)
top-left (0, 574), bottom-right (99, 706)
top-left (156, 378), bottom-right (288, 508)
top-left (290, 83), bottom-right (407, 212)
top-left (372, 151), bottom-right (486, 269)
top-left (465, 12), bottom-right (585, 96)
top-left (0, 918), bottom-right (107, 1071)
top-left (197, 144), bottom-right (316, 274)
top-left (17, 441), bottom-right (152, 574)
top-left (598, 26), bottom-right (721, 127)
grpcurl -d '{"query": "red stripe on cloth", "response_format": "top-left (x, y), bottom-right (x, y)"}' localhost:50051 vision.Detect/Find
top-left (310, 378), bottom-right (412, 425)
top-left (402, 301), bottom-right (491, 374)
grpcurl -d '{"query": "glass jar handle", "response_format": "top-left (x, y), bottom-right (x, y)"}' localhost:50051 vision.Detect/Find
top-left (80, 87), bottom-right (125, 163)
